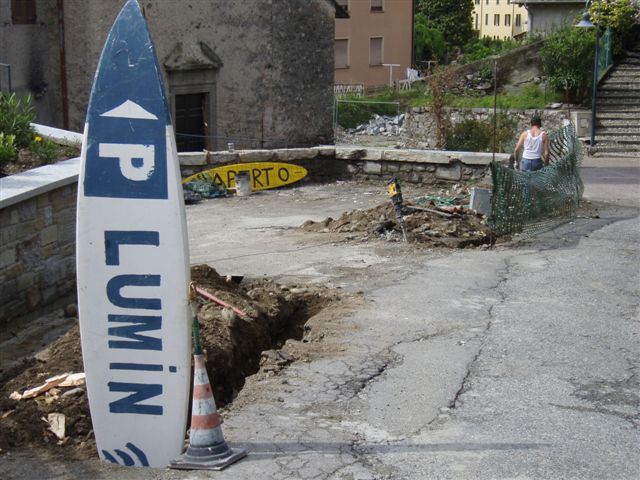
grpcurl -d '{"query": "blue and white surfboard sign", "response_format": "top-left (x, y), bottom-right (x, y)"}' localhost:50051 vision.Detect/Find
top-left (76, 0), bottom-right (191, 468)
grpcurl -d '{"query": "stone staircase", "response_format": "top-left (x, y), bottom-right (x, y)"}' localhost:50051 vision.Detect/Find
top-left (593, 43), bottom-right (640, 157)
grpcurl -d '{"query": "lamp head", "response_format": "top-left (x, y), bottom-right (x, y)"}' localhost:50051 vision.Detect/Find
top-left (576, 11), bottom-right (595, 28)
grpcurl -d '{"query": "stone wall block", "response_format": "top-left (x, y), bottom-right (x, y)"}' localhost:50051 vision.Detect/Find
top-left (59, 224), bottom-right (75, 244)
top-left (1, 225), bottom-right (18, 246)
top-left (62, 257), bottom-right (76, 278)
top-left (238, 150), bottom-right (277, 163)
top-left (207, 151), bottom-right (240, 165)
top-left (40, 258), bottom-right (62, 288)
top-left (41, 243), bottom-right (59, 259)
top-left (179, 152), bottom-right (208, 166)
top-left (408, 172), bottom-right (422, 183)
top-left (317, 146), bottom-right (336, 157)
top-left (41, 286), bottom-right (58, 305)
top-left (276, 148), bottom-right (319, 162)
top-left (336, 147), bottom-right (366, 160)
top-left (363, 148), bottom-right (384, 161)
top-left (57, 208), bottom-right (76, 227)
top-left (17, 272), bottom-right (37, 292)
top-left (61, 185), bottom-right (76, 197)
top-left (51, 191), bottom-right (76, 211)
top-left (17, 200), bottom-right (37, 222)
top-left (1, 298), bottom-right (25, 320)
top-left (422, 173), bottom-right (436, 183)
top-left (42, 205), bottom-right (54, 226)
top-left (436, 164), bottom-right (462, 181)
top-left (60, 243), bottom-right (76, 258)
top-left (15, 221), bottom-right (38, 240)
top-left (25, 287), bottom-right (41, 310)
top-left (0, 279), bottom-right (18, 306)
top-left (16, 237), bottom-right (42, 270)
top-left (36, 192), bottom-right (52, 208)
top-left (40, 225), bottom-right (58, 246)
top-left (363, 161), bottom-right (382, 174)
top-left (0, 248), bottom-right (17, 269)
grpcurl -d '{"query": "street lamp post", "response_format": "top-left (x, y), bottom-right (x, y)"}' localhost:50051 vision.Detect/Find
top-left (576, 0), bottom-right (601, 147)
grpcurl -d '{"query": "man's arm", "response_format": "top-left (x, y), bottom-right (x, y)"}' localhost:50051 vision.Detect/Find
top-left (514, 131), bottom-right (526, 158)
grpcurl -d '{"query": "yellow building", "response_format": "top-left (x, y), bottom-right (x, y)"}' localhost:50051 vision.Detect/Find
top-left (473, 0), bottom-right (528, 40)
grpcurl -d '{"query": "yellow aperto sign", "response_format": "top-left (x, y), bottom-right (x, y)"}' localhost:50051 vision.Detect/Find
top-left (182, 162), bottom-right (308, 191)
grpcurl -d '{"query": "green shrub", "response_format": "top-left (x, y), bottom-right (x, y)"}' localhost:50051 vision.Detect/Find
top-left (445, 113), bottom-right (517, 153)
top-left (0, 93), bottom-right (36, 148)
top-left (462, 37), bottom-right (519, 64)
top-left (478, 64), bottom-right (493, 81)
top-left (540, 25), bottom-right (596, 102)
top-left (0, 133), bottom-right (17, 171)
top-left (446, 118), bottom-right (492, 152)
top-left (31, 135), bottom-right (59, 164)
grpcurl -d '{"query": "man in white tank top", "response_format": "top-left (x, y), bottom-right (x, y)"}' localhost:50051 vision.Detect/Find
top-left (514, 115), bottom-right (550, 172)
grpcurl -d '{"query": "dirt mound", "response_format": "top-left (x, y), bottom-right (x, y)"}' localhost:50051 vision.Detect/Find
top-left (0, 265), bottom-right (339, 458)
top-left (301, 201), bottom-right (495, 248)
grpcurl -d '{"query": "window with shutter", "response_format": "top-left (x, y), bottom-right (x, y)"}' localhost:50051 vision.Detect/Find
top-left (371, 0), bottom-right (383, 13)
top-left (335, 39), bottom-right (349, 69)
top-left (370, 37), bottom-right (383, 66)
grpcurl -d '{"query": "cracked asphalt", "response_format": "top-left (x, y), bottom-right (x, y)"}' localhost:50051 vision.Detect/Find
top-left (1, 156), bottom-right (638, 479)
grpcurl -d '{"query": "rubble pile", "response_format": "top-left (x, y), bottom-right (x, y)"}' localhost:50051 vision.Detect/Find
top-left (345, 113), bottom-right (405, 136)
top-left (0, 266), bottom-right (337, 457)
top-left (462, 72), bottom-right (493, 93)
top-left (301, 198), bottom-right (495, 249)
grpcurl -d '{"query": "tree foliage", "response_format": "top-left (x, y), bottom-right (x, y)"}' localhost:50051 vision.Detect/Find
top-left (414, 13), bottom-right (447, 64)
top-left (461, 37), bottom-right (519, 64)
top-left (416, 0), bottom-right (475, 47)
top-left (0, 93), bottom-right (36, 149)
top-left (539, 26), bottom-right (596, 102)
top-left (588, 0), bottom-right (638, 57)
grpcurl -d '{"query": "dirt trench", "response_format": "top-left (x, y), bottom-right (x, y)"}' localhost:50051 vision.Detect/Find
top-left (0, 265), bottom-right (343, 458)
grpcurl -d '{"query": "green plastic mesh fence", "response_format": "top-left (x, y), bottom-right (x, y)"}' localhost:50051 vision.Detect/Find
top-left (489, 124), bottom-right (584, 236)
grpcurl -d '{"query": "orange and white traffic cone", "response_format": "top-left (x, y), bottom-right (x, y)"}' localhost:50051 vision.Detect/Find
top-left (169, 354), bottom-right (247, 470)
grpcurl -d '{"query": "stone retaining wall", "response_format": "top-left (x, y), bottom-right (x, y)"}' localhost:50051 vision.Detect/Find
top-left (339, 107), bottom-right (575, 150)
top-left (403, 107), bottom-right (572, 150)
top-left (0, 159), bottom-right (80, 328)
top-left (180, 146), bottom-right (509, 185)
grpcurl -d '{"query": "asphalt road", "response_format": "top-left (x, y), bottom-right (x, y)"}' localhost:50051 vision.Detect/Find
top-left (0, 155), bottom-right (638, 479)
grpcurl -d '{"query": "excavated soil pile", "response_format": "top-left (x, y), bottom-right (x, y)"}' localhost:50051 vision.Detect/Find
top-left (0, 265), bottom-right (338, 457)
top-left (301, 202), bottom-right (495, 248)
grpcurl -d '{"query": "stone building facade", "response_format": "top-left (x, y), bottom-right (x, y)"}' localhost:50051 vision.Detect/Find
top-left (0, 0), bottom-right (336, 150)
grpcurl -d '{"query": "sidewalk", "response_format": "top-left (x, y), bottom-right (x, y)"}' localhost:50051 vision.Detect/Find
top-left (581, 154), bottom-right (640, 207)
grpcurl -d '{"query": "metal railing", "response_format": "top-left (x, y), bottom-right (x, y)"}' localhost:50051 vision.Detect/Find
top-left (597, 28), bottom-right (614, 82)
top-left (334, 83), bottom-right (365, 97)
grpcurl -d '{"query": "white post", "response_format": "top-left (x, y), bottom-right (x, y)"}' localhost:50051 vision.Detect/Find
top-left (382, 63), bottom-right (400, 88)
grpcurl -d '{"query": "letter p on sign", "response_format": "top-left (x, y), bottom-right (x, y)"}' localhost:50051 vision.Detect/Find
top-left (100, 144), bottom-right (156, 181)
